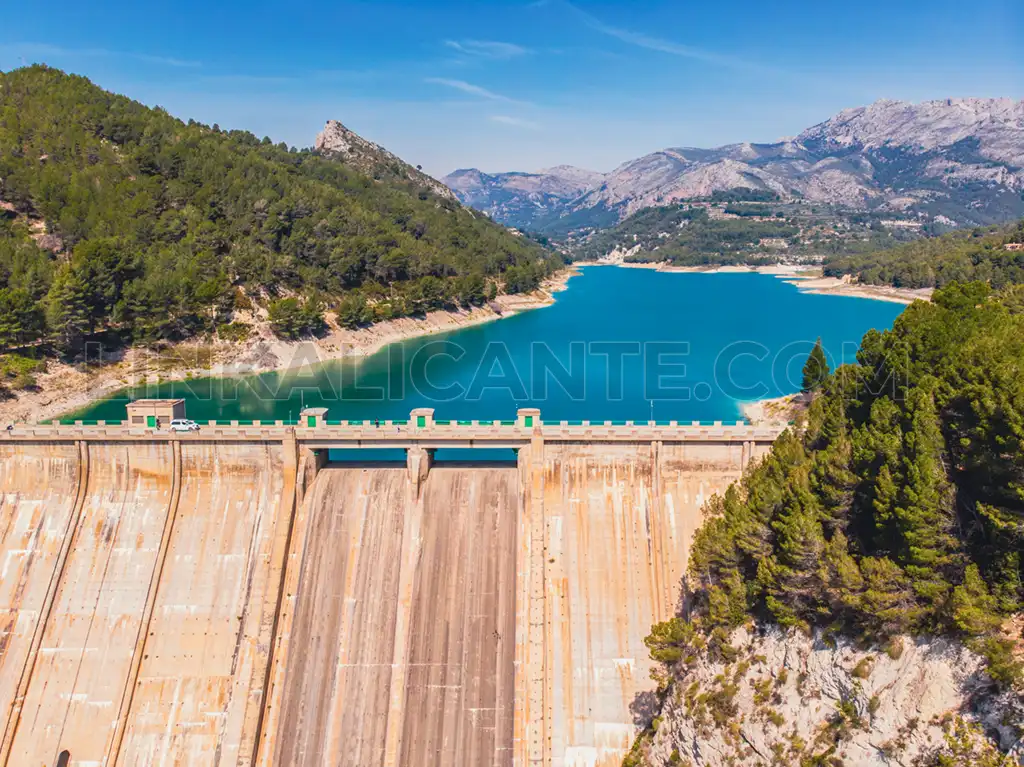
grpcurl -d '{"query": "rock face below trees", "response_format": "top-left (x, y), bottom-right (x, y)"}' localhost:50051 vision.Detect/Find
top-left (639, 627), bottom-right (1023, 766)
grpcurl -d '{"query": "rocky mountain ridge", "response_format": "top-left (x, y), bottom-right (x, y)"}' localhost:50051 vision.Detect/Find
top-left (443, 165), bottom-right (605, 230)
top-left (315, 119), bottom-right (458, 202)
top-left (444, 98), bottom-right (1024, 233)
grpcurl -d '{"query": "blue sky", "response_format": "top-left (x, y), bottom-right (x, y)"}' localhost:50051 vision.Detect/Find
top-left (2, 0), bottom-right (1022, 176)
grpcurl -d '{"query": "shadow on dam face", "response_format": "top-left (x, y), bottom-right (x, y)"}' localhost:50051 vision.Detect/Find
top-left (273, 464), bottom-right (519, 767)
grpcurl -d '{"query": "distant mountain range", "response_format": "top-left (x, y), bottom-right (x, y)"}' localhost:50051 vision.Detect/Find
top-left (443, 99), bottom-right (1024, 234)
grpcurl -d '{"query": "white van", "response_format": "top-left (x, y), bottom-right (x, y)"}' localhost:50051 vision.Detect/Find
top-left (169, 419), bottom-right (200, 432)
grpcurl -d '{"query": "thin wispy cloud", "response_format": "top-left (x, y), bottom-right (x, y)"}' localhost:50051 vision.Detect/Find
top-left (490, 115), bottom-right (541, 130)
top-left (1, 42), bottom-right (200, 68)
top-left (425, 77), bottom-right (528, 105)
top-left (444, 39), bottom-right (531, 60)
top-left (311, 69), bottom-right (382, 82)
top-left (200, 74), bottom-right (295, 85)
top-left (558, 1), bottom-right (780, 75)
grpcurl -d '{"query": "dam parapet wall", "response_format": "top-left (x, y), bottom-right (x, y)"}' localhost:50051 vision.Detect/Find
top-left (2, 411), bottom-right (781, 446)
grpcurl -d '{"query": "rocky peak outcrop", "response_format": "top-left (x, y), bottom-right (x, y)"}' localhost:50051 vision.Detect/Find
top-left (636, 627), bottom-right (1023, 767)
top-left (315, 120), bottom-right (458, 202)
top-left (536, 164), bottom-right (607, 189)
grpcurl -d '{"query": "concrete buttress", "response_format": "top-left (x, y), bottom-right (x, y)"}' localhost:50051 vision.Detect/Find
top-left (0, 440), bottom-right (89, 767)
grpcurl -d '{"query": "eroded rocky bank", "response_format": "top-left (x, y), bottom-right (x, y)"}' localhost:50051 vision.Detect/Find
top-left (0, 270), bottom-right (576, 424)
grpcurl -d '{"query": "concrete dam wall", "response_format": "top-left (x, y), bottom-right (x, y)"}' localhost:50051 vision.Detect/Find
top-left (0, 422), bottom-right (775, 767)
top-left (540, 443), bottom-right (748, 766)
top-left (0, 441), bottom-right (293, 767)
top-left (268, 466), bottom-right (518, 767)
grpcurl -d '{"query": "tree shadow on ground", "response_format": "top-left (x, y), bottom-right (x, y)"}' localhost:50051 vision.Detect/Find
top-left (630, 689), bottom-right (661, 729)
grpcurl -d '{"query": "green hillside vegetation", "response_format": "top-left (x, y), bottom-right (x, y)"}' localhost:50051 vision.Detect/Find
top-left (569, 199), bottom-right (926, 265)
top-left (707, 188), bottom-right (781, 204)
top-left (0, 65), bottom-right (558, 354)
top-left (646, 281), bottom-right (1024, 695)
top-left (824, 220), bottom-right (1024, 288)
top-left (573, 205), bottom-right (800, 266)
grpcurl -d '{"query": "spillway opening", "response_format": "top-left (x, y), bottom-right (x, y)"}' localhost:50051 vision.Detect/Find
top-left (327, 447), bottom-right (407, 463)
top-left (431, 447), bottom-right (518, 464)
top-left (324, 447), bottom-right (519, 464)
top-left (276, 462), bottom-right (519, 767)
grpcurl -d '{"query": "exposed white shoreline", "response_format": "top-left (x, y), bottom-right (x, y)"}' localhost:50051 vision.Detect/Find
top-left (576, 260), bottom-right (932, 305)
top-left (3, 262), bottom-right (914, 424)
top-left (1, 270), bottom-right (580, 423)
top-left (740, 393), bottom-right (804, 428)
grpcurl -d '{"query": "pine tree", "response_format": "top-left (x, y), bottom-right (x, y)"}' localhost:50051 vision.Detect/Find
top-left (0, 287), bottom-right (44, 348)
top-left (70, 238), bottom-right (131, 332)
top-left (852, 397), bottom-right (904, 556)
top-left (951, 565), bottom-right (1002, 636)
top-left (45, 264), bottom-right (90, 351)
top-left (760, 484), bottom-right (827, 630)
top-left (894, 387), bottom-right (961, 618)
top-left (705, 569), bottom-right (749, 630)
top-left (802, 338), bottom-right (831, 393)
top-left (857, 557), bottom-right (920, 636)
top-left (810, 437), bottom-right (858, 534)
top-left (819, 531), bottom-right (864, 622)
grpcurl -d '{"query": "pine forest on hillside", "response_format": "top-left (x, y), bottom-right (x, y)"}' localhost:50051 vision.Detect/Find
top-left (825, 220), bottom-right (1024, 289)
top-left (0, 66), bottom-right (559, 355)
top-left (644, 282), bottom-right (1024, 700)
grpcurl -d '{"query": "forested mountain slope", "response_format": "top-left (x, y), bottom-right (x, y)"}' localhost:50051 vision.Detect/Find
top-left (0, 66), bottom-right (558, 351)
top-left (825, 219), bottom-right (1024, 289)
top-left (630, 281), bottom-right (1024, 764)
top-left (571, 201), bottom-right (800, 266)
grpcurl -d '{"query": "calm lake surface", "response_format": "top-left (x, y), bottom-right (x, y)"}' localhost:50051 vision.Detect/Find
top-left (73, 268), bottom-right (905, 424)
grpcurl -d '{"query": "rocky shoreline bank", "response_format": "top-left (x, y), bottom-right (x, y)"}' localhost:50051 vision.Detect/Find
top-left (576, 261), bottom-right (931, 305)
top-left (0, 269), bottom-right (579, 424)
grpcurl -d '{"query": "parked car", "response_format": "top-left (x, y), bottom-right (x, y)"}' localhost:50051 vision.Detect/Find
top-left (169, 419), bottom-right (200, 432)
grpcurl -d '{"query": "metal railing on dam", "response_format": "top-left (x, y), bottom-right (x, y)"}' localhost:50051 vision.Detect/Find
top-left (0, 407), bottom-right (784, 767)
top-left (7, 407), bottom-right (781, 454)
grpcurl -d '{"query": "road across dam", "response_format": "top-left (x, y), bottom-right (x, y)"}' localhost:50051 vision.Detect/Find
top-left (0, 410), bottom-right (779, 767)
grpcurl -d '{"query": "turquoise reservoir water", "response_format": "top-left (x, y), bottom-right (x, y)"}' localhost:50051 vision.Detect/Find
top-left (71, 268), bottom-right (904, 424)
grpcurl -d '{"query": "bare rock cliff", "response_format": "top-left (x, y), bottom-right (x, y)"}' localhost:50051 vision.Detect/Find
top-left (636, 627), bottom-right (1023, 767)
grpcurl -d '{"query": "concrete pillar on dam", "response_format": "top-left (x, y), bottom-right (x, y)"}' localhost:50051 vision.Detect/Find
top-left (407, 446), bottom-right (434, 496)
top-left (297, 434), bottom-right (327, 508)
top-left (299, 406), bottom-right (329, 429)
top-left (517, 407), bottom-right (541, 431)
top-left (515, 409), bottom-right (548, 767)
top-left (410, 407), bottom-right (435, 429)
